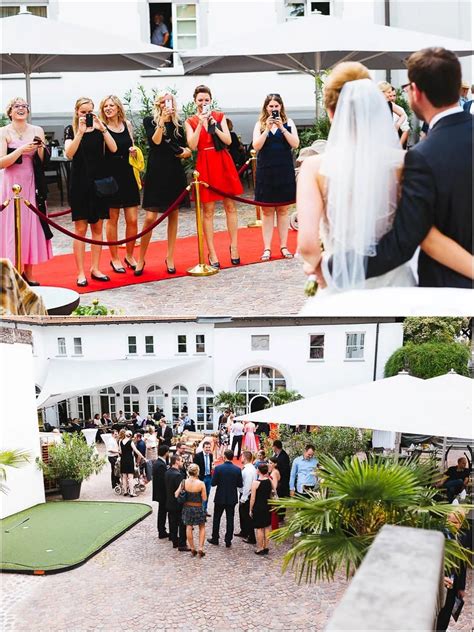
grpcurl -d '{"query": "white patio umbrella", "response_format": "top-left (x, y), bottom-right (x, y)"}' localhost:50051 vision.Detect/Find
top-left (181, 13), bottom-right (473, 117)
top-left (235, 371), bottom-right (473, 440)
top-left (1, 9), bottom-right (172, 110)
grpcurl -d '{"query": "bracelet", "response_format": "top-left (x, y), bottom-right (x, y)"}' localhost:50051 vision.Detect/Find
top-left (102, 128), bottom-right (108, 135)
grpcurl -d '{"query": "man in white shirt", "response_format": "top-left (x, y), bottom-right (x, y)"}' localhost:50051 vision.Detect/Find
top-left (230, 420), bottom-right (244, 458)
top-left (236, 451), bottom-right (257, 543)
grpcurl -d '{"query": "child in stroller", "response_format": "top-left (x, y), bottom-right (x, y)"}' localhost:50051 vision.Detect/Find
top-left (113, 457), bottom-right (147, 496)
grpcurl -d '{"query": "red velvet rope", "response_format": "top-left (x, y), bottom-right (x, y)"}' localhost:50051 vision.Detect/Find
top-left (0, 199), bottom-right (11, 212)
top-left (206, 183), bottom-right (295, 208)
top-left (237, 160), bottom-right (251, 176)
top-left (49, 208), bottom-right (72, 218)
top-left (23, 188), bottom-right (188, 247)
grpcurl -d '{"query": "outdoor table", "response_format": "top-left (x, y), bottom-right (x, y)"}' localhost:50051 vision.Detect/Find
top-left (81, 428), bottom-right (99, 449)
top-left (32, 286), bottom-right (79, 316)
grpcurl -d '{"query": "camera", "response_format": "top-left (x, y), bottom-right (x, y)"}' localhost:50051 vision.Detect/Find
top-left (271, 110), bottom-right (279, 119)
top-left (85, 113), bottom-right (94, 128)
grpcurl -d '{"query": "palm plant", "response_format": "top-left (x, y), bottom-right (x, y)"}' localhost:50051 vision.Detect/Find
top-left (271, 455), bottom-right (472, 583)
top-left (213, 391), bottom-right (247, 415)
top-left (0, 449), bottom-right (30, 494)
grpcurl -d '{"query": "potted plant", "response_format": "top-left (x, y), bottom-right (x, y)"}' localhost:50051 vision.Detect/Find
top-left (37, 433), bottom-right (105, 500)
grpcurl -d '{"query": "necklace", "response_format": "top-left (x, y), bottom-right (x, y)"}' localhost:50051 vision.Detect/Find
top-left (11, 124), bottom-right (27, 140)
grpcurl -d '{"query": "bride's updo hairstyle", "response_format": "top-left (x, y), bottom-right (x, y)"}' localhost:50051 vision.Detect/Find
top-left (324, 62), bottom-right (371, 112)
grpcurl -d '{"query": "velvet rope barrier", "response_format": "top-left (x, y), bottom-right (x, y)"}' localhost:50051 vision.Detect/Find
top-left (206, 183), bottom-right (295, 208)
top-left (237, 160), bottom-right (251, 176)
top-left (23, 188), bottom-right (188, 247)
top-left (0, 198), bottom-right (11, 212)
top-left (49, 208), bottom-right (72, 218)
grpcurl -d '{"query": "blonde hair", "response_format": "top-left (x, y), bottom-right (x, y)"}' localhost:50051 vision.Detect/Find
top-left (323, 62), bottom-right (371, 112)
top-left (152, 92), bottom-right (180, 139)
top-left (377, 81), bottom-right (393, 94)
top-left (118, 429), bottom-right (126, 441)
top-left (99, 95), bottom-right (126, 125)
top-left (72, 97), bottom-right (94, 134)
top-left (5, 97), bottom-right (29, 120)
top-left (187, 463), bottom-right (200, 477)
top-left (258, 93), bottom-right (288, 133)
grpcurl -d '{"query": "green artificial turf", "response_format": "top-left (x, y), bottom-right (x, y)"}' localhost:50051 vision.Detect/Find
top-left (0, 501), bottom-right (151, 573)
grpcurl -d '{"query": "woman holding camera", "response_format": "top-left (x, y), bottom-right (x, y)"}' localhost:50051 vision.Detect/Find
top-left (185, 85), bottom-right (243, 269)
top-left (99, 95), bottom-right (140, 274)
top-left (253, 94), bottom-right (299, 262)
top-left (136, 92), bottom-right (191, 276)
top-left (0, 97), bottom-right (53, 285)
top-left (64, 97), bottom-right (117, 287)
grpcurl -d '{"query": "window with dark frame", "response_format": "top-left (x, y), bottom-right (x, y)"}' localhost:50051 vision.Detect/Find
top-left (195, 334), bottom-right (205, 353)
top-left (177, 334), bottom-right (187, 353)
top-left (309, 334), bottom-right (325, 360)
top-left (145, 335), bottom-right (154, 354)
top-left (128, 336), bottom-right (137, 355)
top-left (148, 2), bottom-right (198, 50)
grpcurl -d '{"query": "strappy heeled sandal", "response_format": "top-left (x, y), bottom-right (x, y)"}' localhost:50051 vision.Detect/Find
top-left (260, 249), bottom-right (271, 262)
top-left (280, 247), bottom-right (294, 259)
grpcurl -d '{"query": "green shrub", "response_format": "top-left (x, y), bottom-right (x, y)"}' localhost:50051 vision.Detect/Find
top-left (36, 433), bottom-right (105, 482)
top-left (403, 317), bottom-right (468, 345)
top-left (384, 341), bottom-right (470, 379)
top-left (298, 115), bottom-right (331, 149)
top-left (72, 299), bottom-right (117, 316)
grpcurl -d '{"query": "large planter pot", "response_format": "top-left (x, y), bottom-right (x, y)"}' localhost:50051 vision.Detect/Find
top-left (59, 478), bottom-right (82, 500)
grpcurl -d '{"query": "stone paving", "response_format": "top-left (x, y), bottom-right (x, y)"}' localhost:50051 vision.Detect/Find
top-left (42, 189), bottom-right (306, 316)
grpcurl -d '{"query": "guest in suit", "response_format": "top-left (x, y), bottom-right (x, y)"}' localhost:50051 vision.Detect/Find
top-left (157, 418), bottom-right (173, 445)
top-left (152, 444), bottom-right (170, 539)
top-left (365, 47), bottom-right (473, 288)
top-left (165, 455), bottom-right (189, 551)
top-left (272, 439), bottom-right (291, 523)
top-left (208, 449), bottom-right (243, 547)
top-left (193, 440), bottom-right (213, 516)
top-left (463, 98), bottom-right (474, 115)
top-left (237, 450), bottom-right (257, 544)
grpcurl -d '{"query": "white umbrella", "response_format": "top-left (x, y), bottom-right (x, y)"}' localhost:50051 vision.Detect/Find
top-left (1, 9), bottom-right (172, 109)
top-left (235, 372), bottom-right (473, 440)
top-left (181, 13), bottom-right (473, 117)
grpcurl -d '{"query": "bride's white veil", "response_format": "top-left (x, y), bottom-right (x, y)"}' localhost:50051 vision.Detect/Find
top-left (321, 78), bottom-right (402, 290)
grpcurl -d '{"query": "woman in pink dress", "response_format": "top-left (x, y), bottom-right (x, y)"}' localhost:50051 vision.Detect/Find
top-left (0, 97), bottom-right (53, 285)
top-left (244, 421), bottom-right (258, 453)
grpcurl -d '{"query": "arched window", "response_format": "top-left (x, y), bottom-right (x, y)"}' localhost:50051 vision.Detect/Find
top-left (172, 385), bottom-right (188, 421)
top-left (147, 384), bottom-right (164, 415)
top-left (123, 384), bottom-right (140, 417)
top-left (235, 366), bottom-right (286, 411)
top-left (100, 386), bottom-right (116, 417)
top-left (196, 386), bottom-right (214, 431)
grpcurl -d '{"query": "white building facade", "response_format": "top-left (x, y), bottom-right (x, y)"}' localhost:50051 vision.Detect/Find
top-left (6, 316), bottom-right (404, 429)
top-left (1, 0), bottom-right (471, 142)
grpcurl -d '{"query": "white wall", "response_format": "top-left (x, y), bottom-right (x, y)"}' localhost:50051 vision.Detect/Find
top-left (0, 334), bottom-right (45, 519)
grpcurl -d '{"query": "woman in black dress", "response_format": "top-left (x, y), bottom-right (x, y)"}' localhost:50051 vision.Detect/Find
top-left (119, 430), bottom-right (145, 497)
top-left (64, 97), bottom-right (117, 287)
top-left (249, 463), bottom-right (273, 555)
top-left (252, 94), bottom-right (299, 262)
top-left (135, 92), bottom-right (191, 276)
top-left (99, 95), bottom-right (140, 273)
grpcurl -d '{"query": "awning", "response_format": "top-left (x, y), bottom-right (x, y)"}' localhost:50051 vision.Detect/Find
top-left (236, 372), bottom-right (473, 439)
top-left (36, 357), bottom-right (202, 408)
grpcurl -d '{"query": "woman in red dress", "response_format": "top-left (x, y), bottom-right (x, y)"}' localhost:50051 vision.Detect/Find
top-left (185, 85), bottom-right (243, 268)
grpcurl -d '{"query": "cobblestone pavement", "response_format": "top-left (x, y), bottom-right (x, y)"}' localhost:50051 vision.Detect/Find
top-left (43, 190), bottom-right (306, 316)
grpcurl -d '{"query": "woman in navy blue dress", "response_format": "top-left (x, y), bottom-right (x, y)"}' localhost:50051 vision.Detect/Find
top-left (252, 94), bottom-right (299, 262)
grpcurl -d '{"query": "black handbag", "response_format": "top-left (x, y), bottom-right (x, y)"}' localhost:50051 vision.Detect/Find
top-left (208, 121), bottom-right (226, 151)
top-left (177, 480), bottom-right (188, 505)
top-left (94, 176), bottom-right (118, 198)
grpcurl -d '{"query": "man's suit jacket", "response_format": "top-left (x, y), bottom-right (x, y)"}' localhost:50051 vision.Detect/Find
top-left (366, 111), bottom-right (473, 288)
top-left (165, 467), bottom-right (183, 512)
top-left (152, 457), bottom-right (168, 503)
top-left (275, 449), bottom-right (291, 496)
top-left (157, 425), bottom-right (173, 445)
top-left (211, 460), bottom-right (243, 506)
top-left (463, 100), bottom-right (473, 114)
top-left (194, 451), bottom-right (213, 480)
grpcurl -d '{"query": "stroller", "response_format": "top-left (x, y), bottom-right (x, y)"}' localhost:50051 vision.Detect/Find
top-left (113, 457), bottom-right (146, 496)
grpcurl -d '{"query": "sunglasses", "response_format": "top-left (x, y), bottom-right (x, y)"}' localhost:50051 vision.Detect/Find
top-left (401, 82), bottom-right (412, 92)
top-left (267, 93), bottom-right (281, 98)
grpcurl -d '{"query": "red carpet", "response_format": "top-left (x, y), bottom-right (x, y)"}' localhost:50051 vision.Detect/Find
top-left (33, 227), bottom-right (298, 294)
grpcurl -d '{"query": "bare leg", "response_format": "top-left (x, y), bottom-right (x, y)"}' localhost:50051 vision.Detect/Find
top-left (136, 211), bottom-right (157, 272)
top-left (187, 525), bottom-right (195, 551)
top-left (223, 197), bottom-right (239, 257)
top-left (202, 201), bottom-right (217, 263)
top-left (263, 526), bottom-right (270, 549)
top-left (255, 527), bottom-right (264, 552)
top-left (198, 523), bottom-right (206, 551)
top-left (261, 208), bottom-right (275, 252)
top-left (276, 205), bottom-right (291, 252)
top-left (74, 220), bottom-right (88, 281)
top-left (127, 473), bottom-right (135, 495)
top-left (106, 208), bottom-right (121, 266)
top-left (121, 473), bottom-right (128, 493)
top-left (89, 220), bottom-right (106, 276)
top-left (166, 208), bottom-right (179, 269)
top-left (124, 206), bottom-right (138, 264)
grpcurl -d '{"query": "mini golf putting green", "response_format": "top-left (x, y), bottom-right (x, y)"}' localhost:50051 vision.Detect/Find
top-left (1, 501), bottom-right (151, 574)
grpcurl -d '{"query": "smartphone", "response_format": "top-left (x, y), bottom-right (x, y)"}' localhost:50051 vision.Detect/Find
top-left (202, 104), bottom-right (210, 115)
top-left (33, 136), bottom-right (43, 146)
top-left (165, 98), bottom-right (173, 110)
top-left (272, 110), bottom-right (279, 119)
top-left (85, 113), bottom-right (94, 128)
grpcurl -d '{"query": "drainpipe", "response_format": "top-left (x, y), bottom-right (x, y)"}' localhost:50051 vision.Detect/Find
top-left (373, 322), bottom-right (380, 381)
top-left (384, 0), bottom-right (392, 84)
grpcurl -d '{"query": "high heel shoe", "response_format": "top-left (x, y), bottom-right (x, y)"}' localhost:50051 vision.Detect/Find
top-left (91, 272), bottom-right (110, 282)
top-left (124, 256), bottom-right (136, 270)
top-left (134, 262), bottom-right (145, 277)
top-left (21, 273), bottom-right (40, 287)
top-left (165, 258), bottom-right (176, 274)
top-left (191, 549), bottom-right (197, 557)
top-left (229, 247), bottom-right (240, 266)
top-left (110, 261), bottom-right (126, 274)
top-left (76, 278), bottom-right (88, 288)
top-left (208, 256), bottom-right (220, 269)
top-left (197, 550), bottom-right (205, 558)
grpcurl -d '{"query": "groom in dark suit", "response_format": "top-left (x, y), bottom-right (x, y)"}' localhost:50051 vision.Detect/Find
top-left (364, 47), bottom-right (472, 288)
top-left (208, 449), bottom-right (243, 548)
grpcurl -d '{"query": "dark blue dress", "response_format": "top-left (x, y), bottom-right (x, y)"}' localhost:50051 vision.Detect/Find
top-left (255, 123), bottom-right (296, 204)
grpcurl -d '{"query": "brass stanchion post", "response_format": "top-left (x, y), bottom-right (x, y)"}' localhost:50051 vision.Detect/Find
top-left (247, 149), bottom-right (262, 228)
top-left (187, 170), bottom-right (219, 277)
top-left (12, 184), bottom-right (22, 273)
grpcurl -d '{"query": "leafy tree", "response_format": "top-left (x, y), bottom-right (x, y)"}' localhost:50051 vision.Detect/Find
top-left (403, 317), bottom-right (468, 345)
top-left (266, 389), bottom-right (303, 407)
top-left (298, 115), bottom-right (331, 149)
top-left (276, 425), bottom-right (369, 463)
top-left (213, 391), bottom-right (247, 415)
top-left (271, 455), bottom-right (472, 583)
top-left (0, 449), bottom-right (30, 494)
top-left (36, 433), bottom-right (105, 482)
top-left (384, 341), bottom-right (470, 379)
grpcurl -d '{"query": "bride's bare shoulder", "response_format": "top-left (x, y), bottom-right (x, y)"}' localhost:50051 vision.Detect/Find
top-left (299, 154), bottom-right (323, 178)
